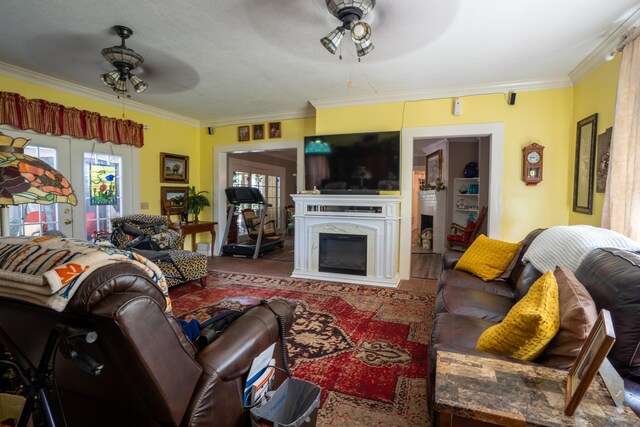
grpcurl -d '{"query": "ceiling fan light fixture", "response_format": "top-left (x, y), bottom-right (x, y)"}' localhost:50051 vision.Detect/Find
top-left (356, 39), bottom-right (374, 57)
top-left (321, 27), bottom-right (344, 54)
top-left (351, 21), bottom-right (371, 43)
top-left (101, 46), bottom-right (144, 70)
top-left (100, 70), bottom-right (120, 87)
top-left (129, 75), bottom-right (148, 93)
top-left (322, 1), bottom-right (375, 60)
top-left (325, 0), bottom-right (376, 19)
top-left (100, 25), bottom-right (148, 96)
top-left (114, 78), bottom-right (128, 94)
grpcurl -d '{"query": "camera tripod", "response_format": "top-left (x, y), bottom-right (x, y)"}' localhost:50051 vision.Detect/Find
top-left (0, 323), bottom-right (103, 427)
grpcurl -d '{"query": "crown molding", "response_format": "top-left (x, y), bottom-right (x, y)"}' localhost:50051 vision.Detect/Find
top-left (202, 106), bottom-right (316, 128)
top-left (309, 77), bottom-right (573, 110)
top-left (570, 6), bottom-right (640, 84)
top-left (0, 61), bottom-right (200, 127)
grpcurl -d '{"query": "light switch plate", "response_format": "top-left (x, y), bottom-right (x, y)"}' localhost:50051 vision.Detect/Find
top-left (140, 202), bottom-right (149, 210)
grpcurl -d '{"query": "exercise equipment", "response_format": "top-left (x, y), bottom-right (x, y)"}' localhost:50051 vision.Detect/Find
top-left (220, 187), bottom-right (284, 259)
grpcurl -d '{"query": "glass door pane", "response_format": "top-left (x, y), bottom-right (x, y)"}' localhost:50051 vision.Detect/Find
top-left (7, 145), bottom-right (70, 236)
top-left (83, 152), bottom-right (123, 240)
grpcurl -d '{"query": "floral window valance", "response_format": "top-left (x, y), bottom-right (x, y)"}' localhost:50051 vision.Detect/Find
top-left (0, 91), bottom-right (144, 147)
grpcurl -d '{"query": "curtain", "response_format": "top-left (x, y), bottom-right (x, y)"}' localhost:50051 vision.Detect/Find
top-left (0, 91), bottom-right (144, 147)
top-left (602, 33), bottom-right (640, 241)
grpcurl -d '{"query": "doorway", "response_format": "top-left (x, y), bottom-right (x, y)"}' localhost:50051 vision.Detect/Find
top-left (213, 140), bottom-right (304, 255)
top-left (400, 123), bottom-right (505, 281)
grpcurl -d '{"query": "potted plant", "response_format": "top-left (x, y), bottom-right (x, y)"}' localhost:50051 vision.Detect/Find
top-left (187, 186), bottom-right (210, 223)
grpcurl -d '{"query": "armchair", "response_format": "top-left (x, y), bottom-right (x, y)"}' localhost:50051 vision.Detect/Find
top-left (446, 206), bottom-right (487, 251)
top-left (111, 214), bottom-right (207, 287)
top-left (0, 261), bottom-right (294, 427)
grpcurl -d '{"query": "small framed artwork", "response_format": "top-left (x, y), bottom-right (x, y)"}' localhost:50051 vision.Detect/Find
top-left (425, 150), bottom-right (443, 187)
top-left (565, 309), bottom-right (616, 416)
top-left (269, 122), bottom-right (281, 138)
top-left (596, 127), bottom-right (612, 193)
top-left (238, 125), bottom-right (250, 142)
top-left (253, 124), bottom-right (265, 140)
top-left (161, 186), bottom-right (189, 215)
top-left (160, 153), bottom-right (189, 183)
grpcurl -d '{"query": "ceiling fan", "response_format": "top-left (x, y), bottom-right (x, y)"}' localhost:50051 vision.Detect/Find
top-left (321, 0), bottom-right (375, 60)
top-left (100, 25), bottom-right (148, 97)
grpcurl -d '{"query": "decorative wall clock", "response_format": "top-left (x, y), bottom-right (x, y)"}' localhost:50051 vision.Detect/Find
top-left (523, 143), bottom-right (544, 185)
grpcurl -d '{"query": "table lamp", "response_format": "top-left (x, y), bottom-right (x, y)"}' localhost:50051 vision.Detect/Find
top-left (0, 132), bottom-right (77, 236)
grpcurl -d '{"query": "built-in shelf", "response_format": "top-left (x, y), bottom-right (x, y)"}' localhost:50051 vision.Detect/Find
top-left (453, 178), bottom-right (480, 224)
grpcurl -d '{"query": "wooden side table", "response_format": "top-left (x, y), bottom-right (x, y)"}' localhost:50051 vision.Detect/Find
top-left (170, 221), bottom-right (217, 256)
top-left (434, 350), bottom-right (637, 426)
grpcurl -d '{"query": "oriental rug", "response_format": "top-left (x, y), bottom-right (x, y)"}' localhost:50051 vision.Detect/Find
top-left (169, 271), bottom-right (435, 427)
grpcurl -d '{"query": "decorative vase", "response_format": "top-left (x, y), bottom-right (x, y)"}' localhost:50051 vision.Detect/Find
top-left (463, 162), bottom-right (479, 178)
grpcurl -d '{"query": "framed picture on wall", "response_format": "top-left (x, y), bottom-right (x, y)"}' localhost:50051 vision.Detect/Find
top-left (269, 122), bottom-right (281, 138)
top-left (238, 125), bottom-right (250, 142)
top-left (253, 124), bottom-right (265, 140)
top-left (160, 152), bottom-right (189, 183)
top-left (161, 186), bottom-right (189, 215)
top-left (425, 150), bottom-right (443, 187)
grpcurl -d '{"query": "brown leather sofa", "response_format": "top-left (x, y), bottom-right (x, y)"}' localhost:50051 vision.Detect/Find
top-left (0, 263), bottom-right (294, 427)
top-left (429, 229), bottom-right (640, 418)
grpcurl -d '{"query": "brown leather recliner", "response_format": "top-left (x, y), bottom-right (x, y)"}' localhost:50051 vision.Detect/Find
top-left (0, 263), bottom-right (293, 427)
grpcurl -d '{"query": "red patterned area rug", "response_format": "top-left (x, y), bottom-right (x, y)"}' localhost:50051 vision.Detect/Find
top-left (170, 271), bottom-right (435, 427)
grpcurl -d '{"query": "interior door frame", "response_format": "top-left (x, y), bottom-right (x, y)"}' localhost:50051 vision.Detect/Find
top-left (400, 123), bottom-right (504, 280)
top-left (213, 140), bottom-right (304, 255)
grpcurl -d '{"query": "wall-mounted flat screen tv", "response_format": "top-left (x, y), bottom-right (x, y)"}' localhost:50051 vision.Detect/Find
top-left (304, 131), bottom-right (400, 194)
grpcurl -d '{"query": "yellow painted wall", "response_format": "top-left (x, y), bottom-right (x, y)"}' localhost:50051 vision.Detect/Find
top-left (0, 75), bottom-right (202, 246)
top-left (315, 89), bottom-right (574, 241)
top-left (3, 59), bottom-right (619, 245)
top-left (570, 57), bottom-right (620, 226)
top-left (198, 117), bottom-right (315, 207)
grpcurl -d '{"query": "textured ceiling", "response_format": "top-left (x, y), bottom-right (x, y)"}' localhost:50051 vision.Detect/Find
top-left (0, 0), bottom-right (638, 124)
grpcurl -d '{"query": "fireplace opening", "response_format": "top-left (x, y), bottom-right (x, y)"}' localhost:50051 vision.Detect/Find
top-left (421, 214), bottom-right (434, 232)
top-left (319, 233), bottom-right (367, 276)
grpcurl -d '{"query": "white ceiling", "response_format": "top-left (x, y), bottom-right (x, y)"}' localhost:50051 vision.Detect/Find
top-left (1, 0), bottom-right (639, 126)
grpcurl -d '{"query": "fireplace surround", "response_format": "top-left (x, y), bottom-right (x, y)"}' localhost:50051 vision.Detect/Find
top-left (291, 194), bottom-right (401, 287)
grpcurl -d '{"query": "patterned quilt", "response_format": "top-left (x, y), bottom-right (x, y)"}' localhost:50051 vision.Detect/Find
top-left (0, 236), bottom-right (170, 312)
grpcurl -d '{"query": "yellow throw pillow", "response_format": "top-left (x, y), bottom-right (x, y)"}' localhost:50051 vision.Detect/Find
top-left (454, 235), bottom-right (521, 281)
top-left (476, 270), bottom-right (560, 361)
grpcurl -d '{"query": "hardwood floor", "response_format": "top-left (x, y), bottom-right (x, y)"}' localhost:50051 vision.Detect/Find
top-left (208, 237), bottom-right (438, 295)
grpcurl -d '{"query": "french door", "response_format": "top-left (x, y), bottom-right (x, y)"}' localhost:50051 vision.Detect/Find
top-left (2, 127), bottom-right (138, 239)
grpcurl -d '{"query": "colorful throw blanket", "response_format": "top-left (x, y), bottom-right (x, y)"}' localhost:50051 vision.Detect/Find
top-left (0, 236), bottom-right (170, 312)
top-left (522, 225), bottom-right (640, 273)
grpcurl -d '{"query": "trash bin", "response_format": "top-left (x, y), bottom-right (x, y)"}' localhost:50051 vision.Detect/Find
top-left (250, 378), bottom-right (321, 427)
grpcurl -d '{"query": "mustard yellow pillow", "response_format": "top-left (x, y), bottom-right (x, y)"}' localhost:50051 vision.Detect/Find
top-left (476, 270), bottom-right (560, 361)
top-left (454, 235), bottom-right (521, 281)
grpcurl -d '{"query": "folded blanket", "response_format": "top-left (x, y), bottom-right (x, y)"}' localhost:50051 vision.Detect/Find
top-left (0, 236), bottom-right (170, 312)
top-left (522, 225), bottom-right (640, 273)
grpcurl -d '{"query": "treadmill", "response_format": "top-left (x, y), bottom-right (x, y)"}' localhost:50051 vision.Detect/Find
top-left (220, 187), bottom-right (285, 259)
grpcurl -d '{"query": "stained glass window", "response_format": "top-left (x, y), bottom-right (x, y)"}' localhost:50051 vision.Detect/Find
top-left (89, 163), bottom-right (118, 205)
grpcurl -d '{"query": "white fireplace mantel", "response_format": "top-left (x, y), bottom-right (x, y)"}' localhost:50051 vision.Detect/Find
top-left (291, 194), bottom-right (401, 287)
